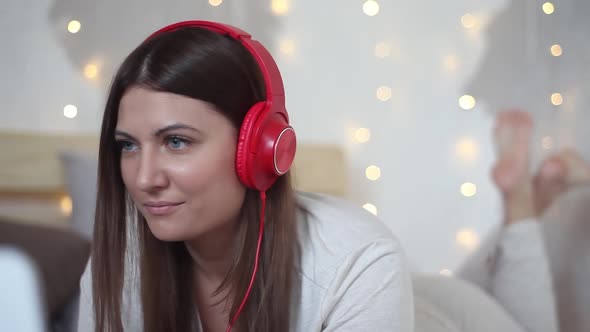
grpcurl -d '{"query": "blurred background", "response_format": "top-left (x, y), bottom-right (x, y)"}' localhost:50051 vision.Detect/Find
top-left (1, 0), bottom-right (588, 276)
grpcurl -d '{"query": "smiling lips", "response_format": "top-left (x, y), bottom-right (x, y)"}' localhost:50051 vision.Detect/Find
top-left (143, 201), bottom-right (184, 216)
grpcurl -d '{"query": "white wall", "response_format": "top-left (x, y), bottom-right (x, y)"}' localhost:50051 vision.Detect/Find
top-left (2, 0), bottom-right (586, 273)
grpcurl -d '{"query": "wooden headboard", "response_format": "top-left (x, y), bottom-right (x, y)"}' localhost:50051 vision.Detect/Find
top-left (0, 131), bottom-right (348, 226)
top-left (0, 131), bottom-right (98, 195)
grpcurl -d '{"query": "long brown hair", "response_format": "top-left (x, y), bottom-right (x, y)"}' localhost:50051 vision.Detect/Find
top-left (92, 27), bottom-right (298, 332)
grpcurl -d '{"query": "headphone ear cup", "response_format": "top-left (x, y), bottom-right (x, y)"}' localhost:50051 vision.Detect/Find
top-left (236, 102), bottom-right (267, 189)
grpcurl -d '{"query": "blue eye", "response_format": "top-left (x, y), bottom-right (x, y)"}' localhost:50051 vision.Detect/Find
top-left (167, 136), bottom-right (190, 150)
top-left (117, 140), bottom-right (138, 152)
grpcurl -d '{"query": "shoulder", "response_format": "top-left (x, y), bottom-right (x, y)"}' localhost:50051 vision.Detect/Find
top-left (295, 191), bottom-right (399, 247)
top-left (294, 192), bottom-right (406, 288)
top-left (78, 255), bottom-right (143, 330)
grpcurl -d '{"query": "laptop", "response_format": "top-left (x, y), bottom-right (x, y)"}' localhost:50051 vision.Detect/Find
top-left (0, 246), bottom-right (47, 332)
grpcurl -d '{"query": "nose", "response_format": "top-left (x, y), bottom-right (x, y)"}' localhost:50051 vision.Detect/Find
top-left (136, 149), bottom-right (169, 193)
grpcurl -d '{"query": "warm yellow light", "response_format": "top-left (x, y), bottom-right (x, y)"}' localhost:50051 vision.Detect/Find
top-left (551, 93), bottom-right (563, 106)
top-left (455, 138), bottom-right (479, 162)
top-left (363, 0), bottom-right (380, 16)
top-left (460, 182), bottom-right (477, 197)
top-left (365, 165), bottom-right (381, 181)
top-left (456, 228), bottom-right (480, 250)
top-left (542, 136), bottom-right (554, 150)
top-left (63, 105), bottom-right (78, 119)
top-left (375, 42), bottom-right (391, 58)
top-left (542, 2), bottom-right (555, 14)
top-left (355, 128), bottom-right (371, 143)
top-left (459, 95), bottom-right (476, 110)
top-left (209, 0), bottom-right (222, 6)
top-left (279, 39), bottom-right (295, 56)
top-left (550, 44), bottom-right (562, 56)
top-left (461, 14), bottom-right (477, 29)
top-left (443, 54), bottom-right (460, 71)
top-left (271, 0), bottom-right (289, 15)
top-left (67, 20), bottom-right (81, 33)
top-left (363, 203), bottom-right (378, 215)
top-left (83, 63), bottom-right (98, 79)
top-left (376, 86), bottom-right (392, 101)
top-left (439, 269), bottom-right (453, 277)
top-left (60, 195), bottom-right (73, 217)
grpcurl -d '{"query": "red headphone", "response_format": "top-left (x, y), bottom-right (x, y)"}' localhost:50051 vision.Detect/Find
top-left (147, 20), bottom-right (297, 192)
top-left (147, 20), bottom-right (296, 331)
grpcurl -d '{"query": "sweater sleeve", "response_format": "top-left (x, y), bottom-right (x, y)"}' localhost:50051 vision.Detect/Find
top-left (320, 239), bottom-right (414, 332)
top-left (458, 221), bottom-right (558, 332)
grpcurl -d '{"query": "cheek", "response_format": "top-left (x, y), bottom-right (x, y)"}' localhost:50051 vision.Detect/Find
top-left (173, 144), bottom-right (246, 223)
top-left (172, 144), bottom-right (242, 191)
top-left (120, 158), bottom-right (136, 191)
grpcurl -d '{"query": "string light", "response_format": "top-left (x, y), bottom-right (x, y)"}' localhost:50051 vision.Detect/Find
top-left (60, 195), bottom-right (73, 217)
top-left (455, 137), bottom-right (479, 163)
top-left (67, 20), bottom-right (81, 33)
top-left (542, 136), bottom-right (554, 150)
top-left (439, 269), bottom-right (453, 277)
top-left (461, 14), bottom-right (477, 29)
top-left (279, 39), bottom-right (296, 56)
top-left (456, 228), bottom-right (480, 250)
top-left (365, 165), bottom-right (381, 181)
top-left (362, 0), bottom-right (380, 16)
top-left (208, 0), bottom-right (222, 6)
top-left (460, 182), bottom-right (477, 197)
top-left (376, 86), bottom-right (392, 101)
top-left (443, 54), bottom-right (460, 71)
top-left (551, 93), bottom-right (563, 106)
top-left (63, 105), bottom-right (78, 119)
top-left (271, 0), bottom-right (289, 15)
top-left (354, 128), bottom-right (371, 143)
top-left (363, 203), bottom-right (378, 215)
top-left (459, 95), bottom-right (476, 110)
top-left (550, 44), bottom-right (562, 57)
top-left (83, 63), bottom-right (98, 79)
top-left (374, 42), bottom-right (391, 58)
top-left (542, 2), bottom-right (555, 15)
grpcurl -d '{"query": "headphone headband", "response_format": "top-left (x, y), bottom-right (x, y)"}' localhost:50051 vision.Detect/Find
top-left (146, 20), bottom-right (285, 106)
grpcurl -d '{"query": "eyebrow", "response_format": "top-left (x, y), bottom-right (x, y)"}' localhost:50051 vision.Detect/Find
top-left (114, 123), bottom-right (202, 139)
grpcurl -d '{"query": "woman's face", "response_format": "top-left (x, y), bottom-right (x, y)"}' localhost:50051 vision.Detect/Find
top-left (116, 87), bottom-right (247, 241)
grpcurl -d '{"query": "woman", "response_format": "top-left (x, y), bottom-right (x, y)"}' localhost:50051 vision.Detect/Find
top-left (452, 110), bottom-right (589, 332)
top-left (77, 21), bottom-right (413, 332)
top-left (457, 110), bottom-right (590, 332)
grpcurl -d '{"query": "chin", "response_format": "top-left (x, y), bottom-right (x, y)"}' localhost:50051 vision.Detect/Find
top-left (145, 218), bottom-right (192, 242)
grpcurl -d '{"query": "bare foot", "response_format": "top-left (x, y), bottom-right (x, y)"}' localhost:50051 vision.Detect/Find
top-left (491, 110), bottom-right (536, 224)
top-left (534, 149), bottom-right (590, 215)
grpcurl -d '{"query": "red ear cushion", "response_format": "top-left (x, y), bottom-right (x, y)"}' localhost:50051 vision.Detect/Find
top-left (273, 127), bottom-right (296, 175)
top-left (236, 102), bottom-right (267, 189)
top-left (243, 111), bottom-right (294, 191)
